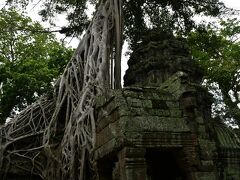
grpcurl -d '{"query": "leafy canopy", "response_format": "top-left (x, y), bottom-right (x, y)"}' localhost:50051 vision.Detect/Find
top-left (0, 9), bottom-right (73, 123)
top-left (5, 0), bottom-right (225, 47)
top-left (3, 0), bottom-right (239, 126)
top-left (188, 18), bottom-right (240, 126)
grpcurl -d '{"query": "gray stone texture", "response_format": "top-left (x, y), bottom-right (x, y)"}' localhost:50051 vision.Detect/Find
top-left (96, 31), bottom-right (240, 180)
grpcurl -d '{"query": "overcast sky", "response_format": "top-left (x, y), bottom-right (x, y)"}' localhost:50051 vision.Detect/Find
top-left (224, 0), bottom-right (240, 9)
top-left (23, 0), bottom-right (240, 46)
top-left (23, 0), bottom-right (240, 83)
top-left (2, 0), bottom-right (240, 83)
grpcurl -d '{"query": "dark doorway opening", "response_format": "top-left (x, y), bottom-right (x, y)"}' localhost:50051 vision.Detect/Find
top-left (146, 148), bottom-right (187, 180)
top-left (97, 154), bottom-right (118, 180)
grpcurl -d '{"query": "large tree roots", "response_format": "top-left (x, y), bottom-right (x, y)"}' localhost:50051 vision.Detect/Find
top-left (0, 0), bottom-right (122, 179)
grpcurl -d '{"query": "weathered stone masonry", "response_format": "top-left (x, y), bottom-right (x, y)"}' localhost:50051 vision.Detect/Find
top-left (1, 31), bottom-right (239, 180)
top-left (95, 32), bottom-right (240, 180)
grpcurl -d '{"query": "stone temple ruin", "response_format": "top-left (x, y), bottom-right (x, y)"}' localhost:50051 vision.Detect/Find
top-left (1, 29), bottom-right (240, 179)
top-left (95, 32), bottom-right (240, 180)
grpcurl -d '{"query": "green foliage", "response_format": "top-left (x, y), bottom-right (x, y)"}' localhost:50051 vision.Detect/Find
top-left (5, 0), bottom-right (225, 48)
top-left (3, 0), bottom-right (238, 125)
top-left (123, 0), bottom-right (224, 48)
top-left (0, 9), bottom-right (73, 123)
top-left (188, 18), bottom-right (240, 125)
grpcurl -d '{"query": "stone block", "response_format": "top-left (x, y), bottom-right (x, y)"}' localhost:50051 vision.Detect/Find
top-left (198, 125), bottom-right (206, 132)
top-left (200, 160), bottom-right (214, 171)
top-left (166, 101), bottom-right (180, 108)
top-left (97, 110), bottom-right (120, 132)
top-left (225, 169), bottom-right (240, 180)
top-left (125, 116), bottom-right (189, 132)
top-left (127, 97), bottom-right (142, 107)
top-left (142, 100), bottom-right (152, 108)
top-left (118, 148), bottom-right (147, 180)
top-left (114, 96), bottom-right (128, 107)
top-left (151, 100), bottom-right (169, 109)
top-left (170, 109), bottom-right (183, 117)
top-left (196, 116), bottom-right (204, 124)
top-left (96, 96), bottom-right (107, 108)
top-left (198, 139), bottom-right (216, 152)
top-left (97, 108), bottom-right (108, 121)
top-left (155, 109), bottom-right (171, 117)
top-left (96, 124), bottom-right (115, 148)
top-left (155, 91), bottom-right (175, 101)
top-left (152, 92), bottom-right (160, 99)
top-left (123, 90), bottom-right (140, 98)
top-left (194, 172), bottom-right (216, 180)
top-left (118, 107), bottom-right (131, 117)
top-left (130, 107), bottom-right (148, 116)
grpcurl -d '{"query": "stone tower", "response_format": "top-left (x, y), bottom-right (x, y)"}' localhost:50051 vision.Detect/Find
top-left (95, 31), bottom-right (240, 180)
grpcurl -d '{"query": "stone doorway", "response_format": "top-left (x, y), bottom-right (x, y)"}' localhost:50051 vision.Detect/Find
top-left (97, 153), bottom-right (118, 180)
top-left (146, 148), bottom-right (188, 180)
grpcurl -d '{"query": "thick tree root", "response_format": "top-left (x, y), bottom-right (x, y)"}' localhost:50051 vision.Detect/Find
top-left (0, 0), bottom-right (122, 179)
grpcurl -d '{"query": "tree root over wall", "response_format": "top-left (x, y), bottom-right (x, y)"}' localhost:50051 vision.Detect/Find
top-left (0, 0), bottom-right (122, 179)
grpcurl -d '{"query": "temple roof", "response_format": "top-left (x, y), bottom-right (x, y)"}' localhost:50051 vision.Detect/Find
top-left (124, 31), bottom-right (203, 87)
top-left (213, 121), bottom-right (240, 150)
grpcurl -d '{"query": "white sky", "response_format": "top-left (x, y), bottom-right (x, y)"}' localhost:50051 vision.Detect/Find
top-left (2, 0), bottom-right (240, 83)
top-left (23, 0), bottom-right (240, 45)
top-left (224, 0), bottom-right (240, 9)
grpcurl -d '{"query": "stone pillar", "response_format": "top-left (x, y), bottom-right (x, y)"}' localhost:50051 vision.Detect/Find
top-left (118, 147), bottom-right (147, 180)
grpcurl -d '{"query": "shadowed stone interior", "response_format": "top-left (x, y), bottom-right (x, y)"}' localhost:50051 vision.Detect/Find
top-left (146, 149), bottom-right (187, 180)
